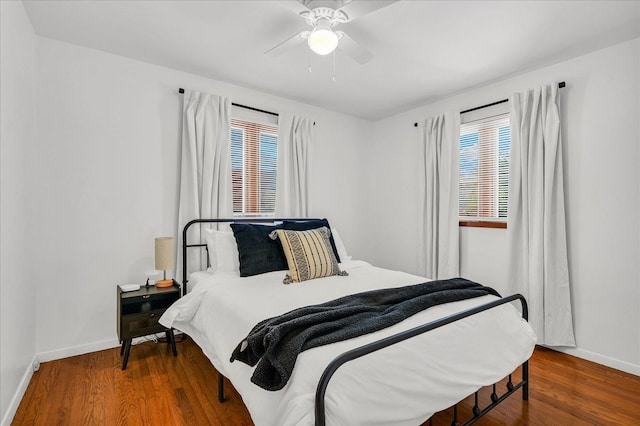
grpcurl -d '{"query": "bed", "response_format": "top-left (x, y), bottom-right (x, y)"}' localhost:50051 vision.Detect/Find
top-left (160, 218), bottom-right (536, 426)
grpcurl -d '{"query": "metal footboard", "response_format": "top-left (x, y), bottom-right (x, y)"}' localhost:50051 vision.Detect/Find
top-left (314, 294), bottom-right (529, 426)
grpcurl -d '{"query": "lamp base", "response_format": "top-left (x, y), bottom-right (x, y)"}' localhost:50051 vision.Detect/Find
top-left (156, 279), bottom-right (173, 288)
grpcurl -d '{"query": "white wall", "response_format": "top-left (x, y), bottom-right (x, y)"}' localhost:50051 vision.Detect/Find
top-left (32, 37), bottom-right (372, 359)
top-left (368, 38), bottom-right (640, 374)
top-left (0, 1), bottom-right (38, 424)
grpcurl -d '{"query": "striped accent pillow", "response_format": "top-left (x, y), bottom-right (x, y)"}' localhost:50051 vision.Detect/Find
top-left (270, 227), bottom-right (348, 284)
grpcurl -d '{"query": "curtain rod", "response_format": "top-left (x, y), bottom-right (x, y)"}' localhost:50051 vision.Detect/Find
top-left (178, 88), bottom-right (315, 125)
top-left (413, 81), bottom-right (566, 127)
top-left (178, 88), bottom-right (278, 117)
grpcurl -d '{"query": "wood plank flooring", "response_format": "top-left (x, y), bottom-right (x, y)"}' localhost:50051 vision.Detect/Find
top-left (12, 338), bottom-right (640, 425)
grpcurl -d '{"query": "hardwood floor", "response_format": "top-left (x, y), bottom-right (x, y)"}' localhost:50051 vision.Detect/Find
top-left (13, 339), bottom-right (640, 425)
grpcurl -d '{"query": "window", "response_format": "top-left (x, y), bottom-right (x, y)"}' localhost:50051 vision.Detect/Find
top-left (231, 118), bottom-right (278, 216)
top-left (459, 110), bottom-right (510, 226)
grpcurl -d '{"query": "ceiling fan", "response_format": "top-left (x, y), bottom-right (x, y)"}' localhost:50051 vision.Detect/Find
top-left (265, 0), bottom-right (398, 64)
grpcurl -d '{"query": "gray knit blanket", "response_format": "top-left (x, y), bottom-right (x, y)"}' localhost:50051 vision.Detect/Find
top-left (230, 277), bottom-right (500, 391)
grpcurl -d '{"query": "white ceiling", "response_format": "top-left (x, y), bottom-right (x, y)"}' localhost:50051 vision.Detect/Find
top-left (22, 0), bottom-right (640, 120)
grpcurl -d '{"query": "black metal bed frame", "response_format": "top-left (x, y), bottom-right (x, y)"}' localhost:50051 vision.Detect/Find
top-left (182, 218), bottom-right (530, 426)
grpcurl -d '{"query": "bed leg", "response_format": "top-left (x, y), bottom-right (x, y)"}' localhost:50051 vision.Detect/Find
top-left (450, 404), bottom-right (459, 426)
top-left (218, 371), bottom-right (225, 402)
top-left (166, 329), bottom-right (178, 356)
top-left (522, 360), bottom-right (529, 401)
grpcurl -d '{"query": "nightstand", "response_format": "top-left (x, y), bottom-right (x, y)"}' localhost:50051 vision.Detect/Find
top-left (117, 282), bottom-right (181, 370)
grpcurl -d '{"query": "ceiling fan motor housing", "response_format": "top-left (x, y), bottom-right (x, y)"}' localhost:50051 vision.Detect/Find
top-left (301, 6), bottom-right (349, 27)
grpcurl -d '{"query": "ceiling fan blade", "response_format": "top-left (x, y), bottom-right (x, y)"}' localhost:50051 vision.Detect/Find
top-left (264, 31), bottom-right (309, 57)
top-left (277, 0), bottom-right (312, 16)
top-left (337, 32), bottom-right (373, 64)
top-left (338, 0), bottom-right (398, 22)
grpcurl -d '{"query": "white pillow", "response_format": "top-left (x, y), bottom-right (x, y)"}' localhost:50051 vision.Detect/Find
top-left (331, 228), bottom-right (352, 262)
top-left (203, 228), bottom-right (240, 273)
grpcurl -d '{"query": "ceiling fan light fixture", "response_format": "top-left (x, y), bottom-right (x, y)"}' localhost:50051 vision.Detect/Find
top-left (307, 19), bottom-right (338, 55)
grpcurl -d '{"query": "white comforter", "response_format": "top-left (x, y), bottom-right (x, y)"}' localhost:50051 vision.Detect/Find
top-left (160, 260), bottom-right (536, 426)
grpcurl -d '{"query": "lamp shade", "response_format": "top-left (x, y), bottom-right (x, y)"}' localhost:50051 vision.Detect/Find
top-left (307, 19), bottom-right (338, 55)
top-left (155, 237), bottom-right (175, 271)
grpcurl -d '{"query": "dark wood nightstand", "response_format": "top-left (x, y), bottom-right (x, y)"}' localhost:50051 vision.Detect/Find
top-left (117, 282), bottom-right (181, 370)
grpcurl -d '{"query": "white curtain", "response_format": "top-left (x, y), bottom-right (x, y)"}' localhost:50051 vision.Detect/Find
top-left (507, 85), bottom-right (576, 347)
top-left (177, 89), bottom-right (232, 280)
top-left (275, 113), bottom-right (313, 217)
top-left (417, 114), bottom-right (460, 279)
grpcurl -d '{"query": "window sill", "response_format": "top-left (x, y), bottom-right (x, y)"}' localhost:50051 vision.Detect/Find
top-left (459, 220), bottom-right (507, 229)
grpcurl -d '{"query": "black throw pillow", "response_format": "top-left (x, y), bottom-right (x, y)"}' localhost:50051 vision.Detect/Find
top-left (231, 223), bottom-right (288, 277)
top-left (282, 219), bottom-right (341, 263)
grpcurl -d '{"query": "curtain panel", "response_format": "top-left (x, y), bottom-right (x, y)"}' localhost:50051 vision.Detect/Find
top-left (417, 114), bottom-right (460, 279)
top-left (507, 85), bottom-right (576, 347)
top-left (177, 89), bottom-right (232, 279)
top-left (275, 113), bottom-right (313, 217)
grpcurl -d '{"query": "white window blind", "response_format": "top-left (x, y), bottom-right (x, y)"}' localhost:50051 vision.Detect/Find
top-left (459, 112), bottom-right (510, 220)
top-left (231, 118), bottom-right (278, 216)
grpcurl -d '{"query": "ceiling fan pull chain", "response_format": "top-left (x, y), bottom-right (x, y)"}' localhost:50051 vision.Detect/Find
top-left (332, 50), bottom-right (337, 82)
top-left (308, 50), bottom-right (313, 73)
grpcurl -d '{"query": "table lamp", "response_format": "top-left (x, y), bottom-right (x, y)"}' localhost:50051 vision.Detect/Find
top-left (155, 237), bottom-right (175, 287)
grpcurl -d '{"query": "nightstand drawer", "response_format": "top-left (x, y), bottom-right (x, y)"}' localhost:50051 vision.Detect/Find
top-left (121, 310), bottom-right (166, 337)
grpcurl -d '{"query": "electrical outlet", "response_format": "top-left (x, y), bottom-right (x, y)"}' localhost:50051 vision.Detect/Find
top-left (32, 358), bottom-right (40, 372)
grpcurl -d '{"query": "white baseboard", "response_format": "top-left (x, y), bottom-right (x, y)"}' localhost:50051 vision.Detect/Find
top-left (37, 332), bottom-right (179, 363)
top-left (37, 338), bottom-right (120, 362)
top-left (551, 346), bottom-right (640, 376)
top-left (0, 355), bottom-right (36, 426)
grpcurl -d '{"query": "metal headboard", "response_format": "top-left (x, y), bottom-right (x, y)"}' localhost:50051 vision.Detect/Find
top-left (181, 218), bottom-right (321, 296)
